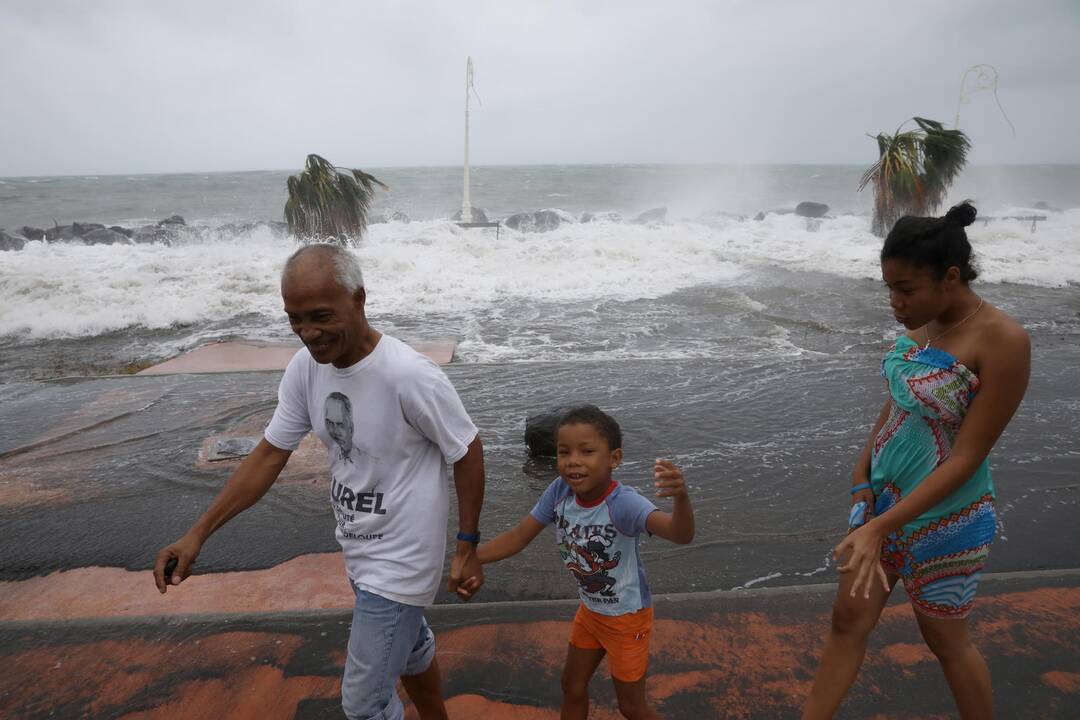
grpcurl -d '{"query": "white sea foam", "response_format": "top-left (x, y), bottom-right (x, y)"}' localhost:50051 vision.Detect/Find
top-left (0, 228), bottom-right (291, 340)
top-left (1, 210), bottom-right (1077, 341)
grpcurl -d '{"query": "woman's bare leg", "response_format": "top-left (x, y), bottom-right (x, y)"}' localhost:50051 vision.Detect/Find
top-left (914, 611), bottom-right (993, 719)
top-left (802, 569), bottom-right (898, 719)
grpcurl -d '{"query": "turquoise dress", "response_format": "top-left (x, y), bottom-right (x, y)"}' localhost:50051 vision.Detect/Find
top-left (870, 335), bottom-right (997, 619)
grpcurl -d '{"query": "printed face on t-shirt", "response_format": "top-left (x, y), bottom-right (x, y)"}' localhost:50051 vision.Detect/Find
top-left (324, 392), bottom-right (355, 462)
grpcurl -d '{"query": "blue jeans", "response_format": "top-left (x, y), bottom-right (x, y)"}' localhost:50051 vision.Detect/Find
top-left (341, 586), bottom-right (436, 720)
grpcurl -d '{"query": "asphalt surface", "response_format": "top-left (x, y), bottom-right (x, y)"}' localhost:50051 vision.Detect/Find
top-left (1, 569), bottom-right (1076, 719)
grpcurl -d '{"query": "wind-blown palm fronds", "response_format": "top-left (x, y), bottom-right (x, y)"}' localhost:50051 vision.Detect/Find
top-left (858, 118), bottom-right (971, 237)
top-left (284, 154), bottom-right (388, 245)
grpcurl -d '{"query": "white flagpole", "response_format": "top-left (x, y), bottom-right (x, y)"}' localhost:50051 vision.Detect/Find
top-left (461, 57), bottom-right (473, 223)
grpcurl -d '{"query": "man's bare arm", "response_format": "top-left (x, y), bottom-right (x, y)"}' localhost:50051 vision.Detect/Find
top-left (153, 438), bottom-right (292, 592)
top-left (448, 435), bottom-right (486, 600)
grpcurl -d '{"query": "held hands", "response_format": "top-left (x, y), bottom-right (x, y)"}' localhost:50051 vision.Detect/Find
top-left (448, 542), bottom-right (483, 602)
top-left (654, 459), bottom-right (688, 499)
top-left (153, 533), bottom-right (203, 593)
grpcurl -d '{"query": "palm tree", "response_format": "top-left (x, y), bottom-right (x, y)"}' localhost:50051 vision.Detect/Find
top-left (858, 117), bottom-right (971, 237)
top-left (284, 154), bottom-right (388, 245)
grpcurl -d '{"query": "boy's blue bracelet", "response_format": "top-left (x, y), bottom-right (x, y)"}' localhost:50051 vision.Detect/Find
top-left (456, 531), bottom-right (480, 544)
top-left (849, 482), bottom-right (872, 496)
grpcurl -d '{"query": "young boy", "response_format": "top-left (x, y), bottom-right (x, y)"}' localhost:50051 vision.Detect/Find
top-left (470, 405), bottom-right (694, 720)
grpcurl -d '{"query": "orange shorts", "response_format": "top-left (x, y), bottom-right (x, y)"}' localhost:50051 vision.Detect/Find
top-left (569, 604), bottom-right (654, 682)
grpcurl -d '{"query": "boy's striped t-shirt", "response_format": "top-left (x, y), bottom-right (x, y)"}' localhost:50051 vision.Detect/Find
top-left (530, 478), bottom-right (658, 616)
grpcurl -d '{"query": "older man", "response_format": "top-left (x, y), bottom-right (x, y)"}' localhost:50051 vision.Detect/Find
top-left (154, 244), bottom-right (485, 720)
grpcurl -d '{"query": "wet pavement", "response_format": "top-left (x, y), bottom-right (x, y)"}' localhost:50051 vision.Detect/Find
top-left (1, 569), bottom-right (1076, 719)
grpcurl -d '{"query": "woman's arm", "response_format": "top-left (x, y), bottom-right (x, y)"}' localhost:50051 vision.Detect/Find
top-left (854, 396), bottom-right (893, 486)
top-left (475, 515), bottom-right (547, 564)
top-left (645, 460), bottom-right (695, 544)
top-left (849, 396), bottom-right (893, 518)
top-left (839, 323), bottom-right (1031, 598)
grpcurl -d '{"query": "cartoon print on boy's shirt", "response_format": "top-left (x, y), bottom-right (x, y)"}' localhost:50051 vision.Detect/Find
top-left (557, 513), bottom-right (622, 597)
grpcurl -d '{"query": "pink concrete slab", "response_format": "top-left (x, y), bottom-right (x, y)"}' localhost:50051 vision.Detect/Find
top-left (138, 339), bottom-right (456, 376)
top-left (196, 431), bottom-right (328, 481)
top-left (0, 553), bottom-right (353, 622)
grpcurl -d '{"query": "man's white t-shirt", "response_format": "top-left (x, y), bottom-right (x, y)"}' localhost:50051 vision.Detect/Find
top-left (264, 335), bottom-right (478, 607)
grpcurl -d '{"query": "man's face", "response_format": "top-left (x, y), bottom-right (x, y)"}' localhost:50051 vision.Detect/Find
top-left (325, 397), bottom-right (352, 448)
top-left (282, 262), bottom-right (367, 367)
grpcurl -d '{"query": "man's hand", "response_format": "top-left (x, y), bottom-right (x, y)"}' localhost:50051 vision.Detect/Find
top-left (448, 543), bottom-right (484, 602)
top-left (153, 532), bottom-right (204, 593)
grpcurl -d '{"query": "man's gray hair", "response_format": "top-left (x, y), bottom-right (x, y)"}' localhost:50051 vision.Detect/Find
top-left (282, 244), bottom-right (365, 293)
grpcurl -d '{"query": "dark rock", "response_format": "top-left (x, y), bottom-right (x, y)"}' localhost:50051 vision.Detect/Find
top-left (504, 209), bottom-right (568, 233)
top-left (634, 207), bottom-right (667, 224)
top-left (1033, 201), bottom-right (1061, 213)
top-left (795, 201), bottom-right (829, 218)
top-left (524, 406), bottom-right (576, 457)
top-left (157, 215), bottom-right (186, 226)
top-left (532, 209), bottom-right (565, 232)
top-left (71, 222), bottom-right (106, 236)
top-left (45, 224), bottom-right (77, 242)
top-left (109, 226), bottom-right (134, 238)
top-left (503, 213), bottom-right (529, 231)
top-left (581, 211), bottom-right (622, 223)
top-left (82, 228), bottom-right (131, 245)
top-left (0, 229), bottom-right (26, 251)
top-left (452, 207), bottom-right (488, 223)
top-left (19, 226), bottom-right (45, 241)
top-left (132, 225), bottom-right (171, 244)
top-left (176, 225), bottom-right (214, 244)
top-left (753, 211), bottom-right (766, 222)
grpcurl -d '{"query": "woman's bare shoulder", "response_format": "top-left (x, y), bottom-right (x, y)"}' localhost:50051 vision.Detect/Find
top-left (984, 304), bottom-right (1030, 349)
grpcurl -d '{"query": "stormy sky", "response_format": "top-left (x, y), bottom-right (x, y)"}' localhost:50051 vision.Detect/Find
top-left (1, 0), bottom-right (1077, 176)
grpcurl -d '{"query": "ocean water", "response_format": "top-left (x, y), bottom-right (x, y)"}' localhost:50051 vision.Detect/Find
top-left (0, 165), bottom-right (1077, 598)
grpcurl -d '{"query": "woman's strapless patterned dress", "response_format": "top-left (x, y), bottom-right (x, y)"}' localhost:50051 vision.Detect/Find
top-left (871, 335), bottom-right (997, 619)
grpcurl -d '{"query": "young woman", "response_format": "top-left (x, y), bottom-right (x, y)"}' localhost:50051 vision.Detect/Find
top-left (803, 202), bottom-right (1030, 719)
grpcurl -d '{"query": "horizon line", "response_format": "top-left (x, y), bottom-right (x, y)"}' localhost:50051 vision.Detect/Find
top-left (4, 160), bottom-right (1080, 181)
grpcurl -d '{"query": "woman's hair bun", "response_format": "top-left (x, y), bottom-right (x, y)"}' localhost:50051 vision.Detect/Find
top-left (944, 201), bottom-right (977, 228)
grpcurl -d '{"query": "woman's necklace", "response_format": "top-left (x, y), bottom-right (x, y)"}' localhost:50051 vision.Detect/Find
top-left (923, 298), bottom-right (984, 349)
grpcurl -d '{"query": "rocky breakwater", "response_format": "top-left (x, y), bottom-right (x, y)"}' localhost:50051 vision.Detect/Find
top-left (503, 209), bottom-right (576, 233)
top-left (0, 216), bottom-right (290, 251)
top-left (501, 206), bottom-right (669, 234)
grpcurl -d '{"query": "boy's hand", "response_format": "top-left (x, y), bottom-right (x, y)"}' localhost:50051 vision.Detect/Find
top-left (654, 459), bottom-right (688, 499)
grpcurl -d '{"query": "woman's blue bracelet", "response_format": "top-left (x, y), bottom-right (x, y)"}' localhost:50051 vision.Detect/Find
top-left (850, 482), bottom-right (872, 496)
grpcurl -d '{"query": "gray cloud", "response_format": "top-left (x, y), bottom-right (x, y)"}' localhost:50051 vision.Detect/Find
top-left (1, 0), bottom-right (1077, 176)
